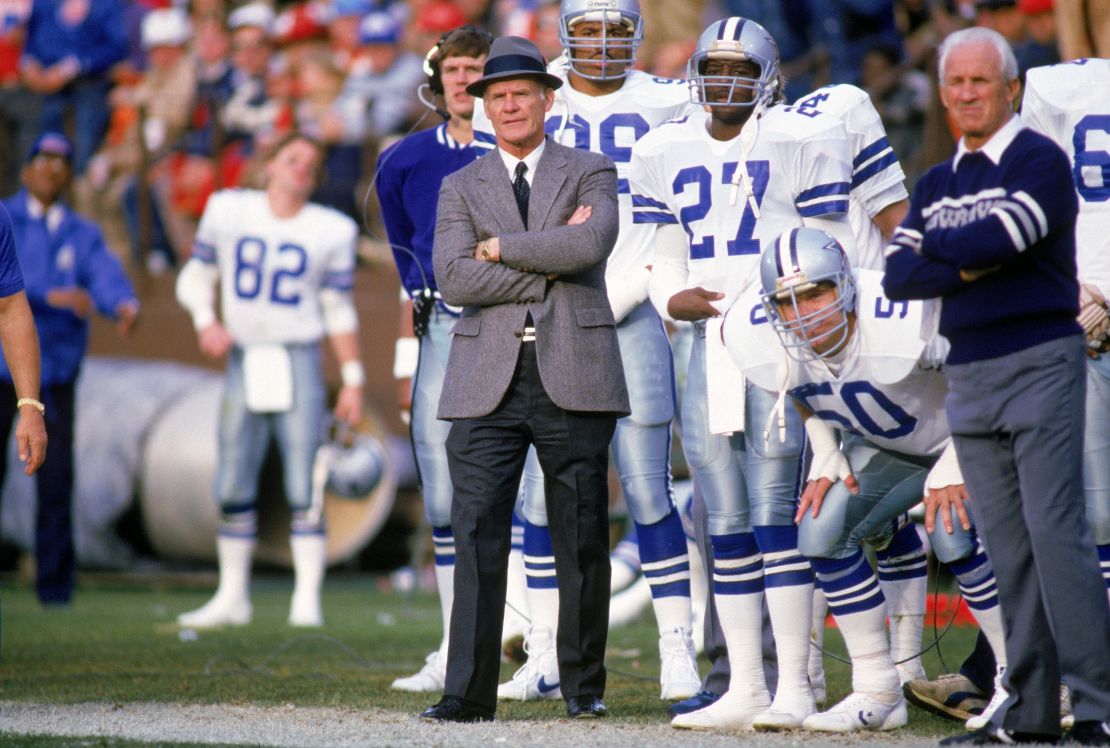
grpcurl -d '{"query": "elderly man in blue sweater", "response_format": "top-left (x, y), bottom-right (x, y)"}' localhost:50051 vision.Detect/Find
top-left (1, 132), bottom-right (138, 605)
top-left (883, 27), bottom-right (1110, 747)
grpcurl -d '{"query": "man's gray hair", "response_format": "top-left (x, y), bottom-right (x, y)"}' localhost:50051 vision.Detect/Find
top-left (937, 27), bottom-right (1019, 83)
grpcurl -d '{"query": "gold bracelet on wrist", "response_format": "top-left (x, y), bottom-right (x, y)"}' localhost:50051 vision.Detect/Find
top-left (17, 397), bottom-right (45, 416)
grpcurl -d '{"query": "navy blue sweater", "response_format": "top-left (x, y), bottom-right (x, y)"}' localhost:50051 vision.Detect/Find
top-left (883, 124), bottom-right (1080, 364)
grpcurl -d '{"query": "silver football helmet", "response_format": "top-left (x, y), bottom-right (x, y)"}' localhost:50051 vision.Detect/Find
top-left (760, 227), bottom-right (857, 361)
top-left (320, 423), bottom-right (386, 500)
top-left (688, 17), bottom-right (780, 110)
top-left (559, 0), bottom-right (643, 81)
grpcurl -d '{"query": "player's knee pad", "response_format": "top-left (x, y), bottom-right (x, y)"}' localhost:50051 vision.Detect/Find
top-left (926, 516), bottom-right (977, 564)
top-left (612, 420), bottom-right (673, 526)
top-left (798, 505), bottom-right (855, 560)
top-left (617, 303), bottom-right (676, 427)
top-left (706, 506), bottom-right (752, 538)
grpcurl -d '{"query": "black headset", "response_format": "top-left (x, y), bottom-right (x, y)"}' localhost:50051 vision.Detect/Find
top-left (423, 24), bottom-right (495, 96)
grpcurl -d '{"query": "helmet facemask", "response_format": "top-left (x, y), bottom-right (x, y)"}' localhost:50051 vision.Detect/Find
top-left (759, 227), bottom-right (857, 362)
top-left (560, 4), bottom-right (642, 81)
top-left (688, 18), bottom-right (780, 112)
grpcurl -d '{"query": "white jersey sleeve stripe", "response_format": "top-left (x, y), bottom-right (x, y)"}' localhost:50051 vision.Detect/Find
top-left (852, 135), bottom-right (899, 189)
top-left (795, 181), bottom-right (850, 216)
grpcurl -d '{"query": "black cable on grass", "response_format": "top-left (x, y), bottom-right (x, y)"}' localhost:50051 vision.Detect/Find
top-left (201, 633), bottom-right (384, 677)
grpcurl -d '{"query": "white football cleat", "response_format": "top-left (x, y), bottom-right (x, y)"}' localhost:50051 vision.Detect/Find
top-left (802, 691), bottom-right (908, 732)
top-left (497, 625), bottom-right (562, 701)
top-left (966, 667), bottom-right (1008, 731)
top-left (177, 594), bottom-right (251, 628)
top-left (391, 650), bottom-right (446, 693)
top-left (670, 688), bottom-right (771, 731)
top-left (752, 688), bottom-right (817, 731)
top-left (659, 626), bottom-right (701, 701)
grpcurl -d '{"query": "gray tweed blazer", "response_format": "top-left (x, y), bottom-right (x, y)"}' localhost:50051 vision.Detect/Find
top-left (432, 137), bottom-right (630, 419)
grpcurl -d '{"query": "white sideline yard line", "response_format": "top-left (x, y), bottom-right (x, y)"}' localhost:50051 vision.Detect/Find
top-left (0, 701), bottom-right (942, 747)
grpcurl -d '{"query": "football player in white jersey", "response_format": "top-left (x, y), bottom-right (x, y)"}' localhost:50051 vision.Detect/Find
top-left (631, 16), bottom-right (857, 731)
top-left (725, 227), bottom-right (1008, 733)
top-left (175, 132), bottom-right (363, 629)
top-left (492, 0), bottom-right (703, 704)
top-left (1023, 58), bottom-right (1110, 610)
top-left (786, 82), bottom-right (929, 693)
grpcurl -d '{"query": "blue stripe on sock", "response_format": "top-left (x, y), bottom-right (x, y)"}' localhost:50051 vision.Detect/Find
top-left (635, 506), bottom-right (687, 564)
top-left (812, 549), bottom-right (885, 615)
top-left (523, 520), bottom-right (554, 556)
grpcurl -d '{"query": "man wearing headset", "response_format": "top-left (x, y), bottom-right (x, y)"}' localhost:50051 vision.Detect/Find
top-left (374, 25), bottom-right (493, 694)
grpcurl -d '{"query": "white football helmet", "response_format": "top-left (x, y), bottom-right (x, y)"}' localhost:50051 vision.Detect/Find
top-left (559, 0), bottom-right (643, 81)
top-left (688, 16), bottom-right (780, 110)
top-left (759, 227), bottom-right (857, 361)
top-left (320, 423), bottom-right (386, 499)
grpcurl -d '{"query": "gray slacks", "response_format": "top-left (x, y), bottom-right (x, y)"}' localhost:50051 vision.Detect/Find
top-left (947, 334), bottom-right (1110, 735)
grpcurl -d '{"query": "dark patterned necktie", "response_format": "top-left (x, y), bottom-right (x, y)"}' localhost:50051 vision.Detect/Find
top-left (513, 161), bottom-right (530, 228)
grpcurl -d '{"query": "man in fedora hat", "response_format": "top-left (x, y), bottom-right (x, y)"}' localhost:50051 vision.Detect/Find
top-left (421, 35), bottom-right (626, 723)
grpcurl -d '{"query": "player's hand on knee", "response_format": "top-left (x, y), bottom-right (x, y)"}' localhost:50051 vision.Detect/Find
top-left (198, 322), bottom-right (233, 358)
top-left (666, 287), bottom-right (724, 321)
top-left (924, 484), bottom-right (971, 535)
top-left (797, 416), bottom-right (856, 522)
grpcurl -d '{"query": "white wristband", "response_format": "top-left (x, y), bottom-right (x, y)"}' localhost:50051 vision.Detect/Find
top-left (393, 336), bottom-right (419, 380)
top-left (340, 360), bottom-right (365, 388)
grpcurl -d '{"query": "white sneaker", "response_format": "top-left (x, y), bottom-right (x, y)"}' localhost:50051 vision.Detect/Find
top-left (670, 688), bottom-right (771, 731)
top-left (497, 625), bottom-right (561, 701)
top-left (802, 691), bottom-right (908, 732)
top-left (177, 594), bottom-right (251, 628)
top-left (391, 650), bottom-right (446, 693)
top-left (659, 626), bottom-right (701, 700)
top-left (753, 688), bottom-right (817, 731)
top-left (966, 667), bottom-right (1008, 731)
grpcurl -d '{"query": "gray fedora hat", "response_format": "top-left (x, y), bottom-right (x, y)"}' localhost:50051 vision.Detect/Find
top-left (465, 36), bottom-right (563, 97)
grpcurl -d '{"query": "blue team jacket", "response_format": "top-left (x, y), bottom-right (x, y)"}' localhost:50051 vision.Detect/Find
top-left (1, 190), bottom-right (137, 386)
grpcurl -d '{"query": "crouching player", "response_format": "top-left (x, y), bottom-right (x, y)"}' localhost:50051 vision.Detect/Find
top-left (723, 227), bottom-right (1008, 732)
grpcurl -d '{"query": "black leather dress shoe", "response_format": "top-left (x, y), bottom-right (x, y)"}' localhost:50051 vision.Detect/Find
top-left (940, 726), bottom-right (1059, 745)
top-left (420, 695), bottom-right (495, 723)
top-left (566, 695), bottom-right (607, 719)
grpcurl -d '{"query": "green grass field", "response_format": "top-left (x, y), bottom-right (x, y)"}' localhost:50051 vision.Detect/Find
top-left (0, 572), bottom-right (977, 741)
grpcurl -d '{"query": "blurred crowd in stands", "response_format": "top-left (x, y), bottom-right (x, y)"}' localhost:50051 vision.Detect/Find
top-left (0, 0), bottom-right (1104, 277)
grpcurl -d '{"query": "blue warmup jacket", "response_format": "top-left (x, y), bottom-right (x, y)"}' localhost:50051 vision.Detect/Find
top-left (22, 0), bottom-right (128, 76)
top-left (1, 190), bottom-right (137, 386)
top-left (375, 122), bottom-right (491, 299)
